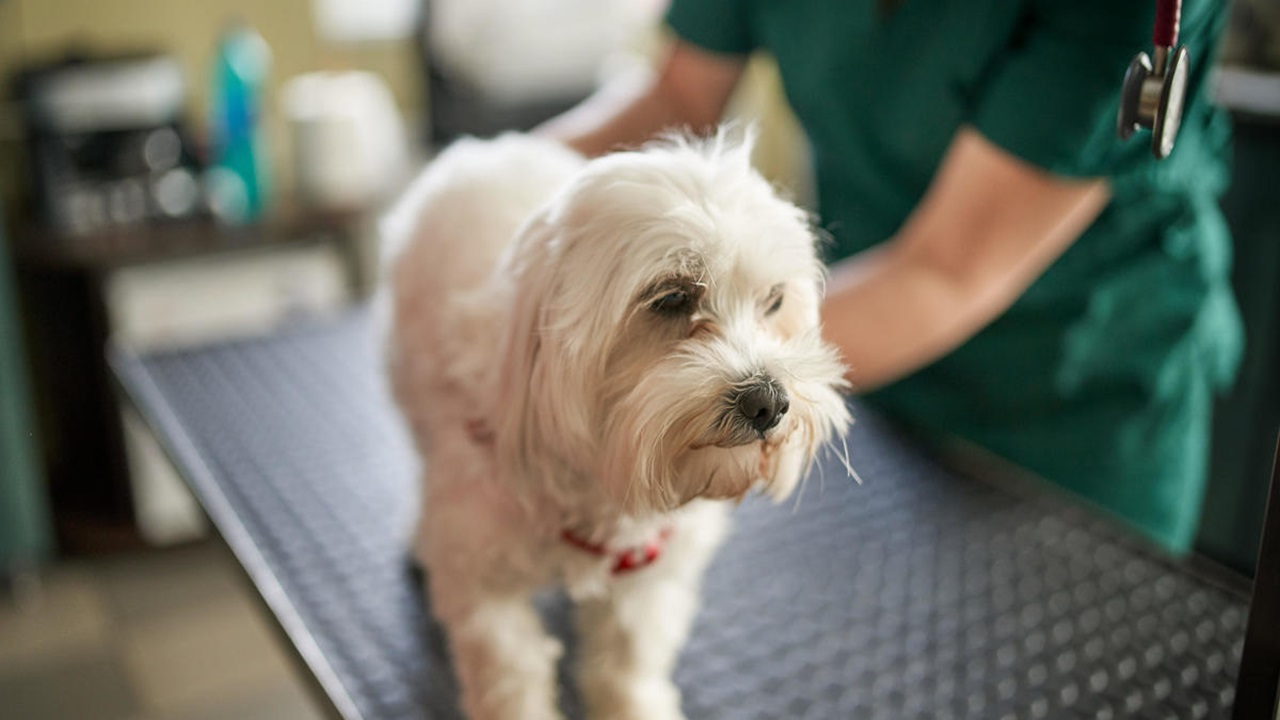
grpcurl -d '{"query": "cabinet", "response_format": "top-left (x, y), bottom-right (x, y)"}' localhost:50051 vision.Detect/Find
top-left (11, 208), bottom-right (366, 552)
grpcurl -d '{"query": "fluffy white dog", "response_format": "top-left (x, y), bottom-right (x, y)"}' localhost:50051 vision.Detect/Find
top-left (381, 130), bottom-right (851, 720)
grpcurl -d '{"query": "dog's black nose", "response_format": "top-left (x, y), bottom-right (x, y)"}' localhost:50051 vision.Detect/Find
top-left (736, 381), bottom-right (789, 434)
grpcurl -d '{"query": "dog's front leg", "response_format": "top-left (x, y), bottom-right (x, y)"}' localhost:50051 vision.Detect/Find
top-left (575, 581), bottom-right (691, 720)
top-left (575, 506), bottom-right (729, 720)
top-left (431, 585), bottom-right (564, 720)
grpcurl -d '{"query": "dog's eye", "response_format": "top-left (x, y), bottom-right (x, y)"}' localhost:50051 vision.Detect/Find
top-left (765, 289), bottom-right (784, 316)
top-left (651, 290), bottom-right (693, 315)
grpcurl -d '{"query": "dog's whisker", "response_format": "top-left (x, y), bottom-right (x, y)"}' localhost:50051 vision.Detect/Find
top-left (837, 433), bottom-right (861, 485)
top-left (807, 420), bottom-right (828, 498)
top-left (790, 465), bottom-right (808, 514)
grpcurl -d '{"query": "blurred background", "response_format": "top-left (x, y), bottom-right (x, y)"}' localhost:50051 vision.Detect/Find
top-left (0, 1), bottom-right (1278, 718)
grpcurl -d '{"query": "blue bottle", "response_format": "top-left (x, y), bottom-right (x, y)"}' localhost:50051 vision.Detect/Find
top-left (207, 22), bottom-right (271, 223)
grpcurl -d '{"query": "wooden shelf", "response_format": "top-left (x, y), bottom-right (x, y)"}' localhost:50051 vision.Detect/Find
top-left (10, 204), bottom-right (367, 273)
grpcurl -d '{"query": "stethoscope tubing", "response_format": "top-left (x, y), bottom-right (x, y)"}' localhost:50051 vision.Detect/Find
top-left (1153, 0), bottom-right (1181, 49)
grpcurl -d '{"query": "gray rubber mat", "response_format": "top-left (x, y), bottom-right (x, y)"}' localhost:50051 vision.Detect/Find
top-left (112, 308), bottom-right (1248, 720)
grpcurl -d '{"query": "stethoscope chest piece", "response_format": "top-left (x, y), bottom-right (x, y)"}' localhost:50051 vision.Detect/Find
top-left (1117, 0), bottom-right (1189, 160)
top-left (1117, 45), bottom-right (1189, 159)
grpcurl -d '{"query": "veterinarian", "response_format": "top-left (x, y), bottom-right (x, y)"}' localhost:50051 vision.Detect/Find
top-left (537, 0), bottom-right (1240, 554)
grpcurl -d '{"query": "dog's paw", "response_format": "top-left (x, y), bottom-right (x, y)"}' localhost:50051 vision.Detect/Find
top-left (581, 676), bottom-right (685, 720)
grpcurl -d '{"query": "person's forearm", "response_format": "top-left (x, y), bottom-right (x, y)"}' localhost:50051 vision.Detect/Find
top-left (822, 243), bottom-right (1026, 391)
top-left (535, 70), bottom-right (698, 157)
top-left (536, 41), bottom-right (747, 157)
top-left (824, 128), bottom-right (1111, 392)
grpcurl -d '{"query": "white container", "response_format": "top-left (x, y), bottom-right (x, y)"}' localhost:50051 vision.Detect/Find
top-left (283, 71), bottom-right (409, 209)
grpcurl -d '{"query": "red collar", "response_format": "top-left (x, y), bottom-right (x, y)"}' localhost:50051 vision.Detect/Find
top-left (560, 526), bottom-right (674, 575)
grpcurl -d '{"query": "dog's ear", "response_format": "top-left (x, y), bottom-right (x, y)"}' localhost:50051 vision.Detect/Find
top-left (490, 214), bottom-right (594, 505)
top-left (491, 215), bottom-right (553, 493)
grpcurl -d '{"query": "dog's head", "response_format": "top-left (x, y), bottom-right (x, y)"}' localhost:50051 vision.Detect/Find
top-left (494, 132), bottom-right (851, 516)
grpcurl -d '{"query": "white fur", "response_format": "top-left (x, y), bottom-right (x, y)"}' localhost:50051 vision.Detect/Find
top-left (381, 130), bottom-right (851, 720)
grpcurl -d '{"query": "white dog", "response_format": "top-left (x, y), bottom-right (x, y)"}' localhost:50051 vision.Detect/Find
top-left (381, 130), bottom-right (851, 720)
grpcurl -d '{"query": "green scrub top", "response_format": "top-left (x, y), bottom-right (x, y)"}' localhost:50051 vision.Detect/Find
top-left (667, 0), bottom-right (1243, 552)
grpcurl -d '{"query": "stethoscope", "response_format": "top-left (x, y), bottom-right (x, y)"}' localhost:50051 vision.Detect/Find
top-left (1117, 0), bottom-right (1188, 159)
